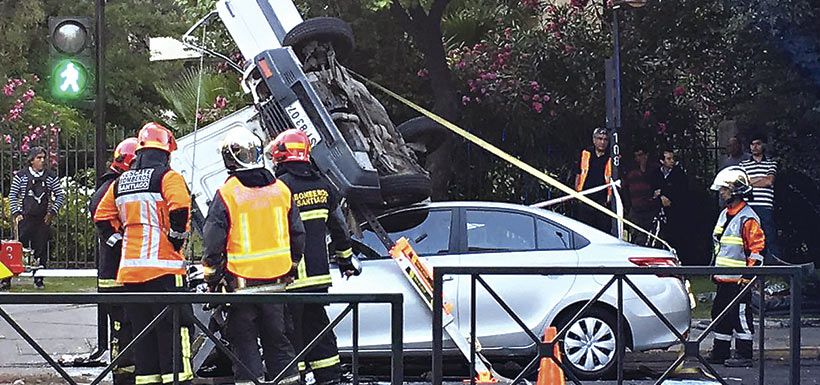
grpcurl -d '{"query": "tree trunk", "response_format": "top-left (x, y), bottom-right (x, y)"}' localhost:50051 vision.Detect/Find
top-left (390, 0), bottom-right (460, 200)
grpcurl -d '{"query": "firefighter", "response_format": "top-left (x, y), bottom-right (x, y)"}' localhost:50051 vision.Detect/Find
top-left (269, 129), bottom-right (362, 385)
top-left (201, 126), bottom-right (305, 385)
top-left (94, 122), bottom-right (194, 385)
top-left (89, 137), bottom-right (138, 384)
top-left (707, 168), bottom-right (764, 368)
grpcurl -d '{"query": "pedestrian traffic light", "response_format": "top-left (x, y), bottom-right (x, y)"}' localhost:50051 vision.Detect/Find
top-left (48, 17), bottom-right (95, 105)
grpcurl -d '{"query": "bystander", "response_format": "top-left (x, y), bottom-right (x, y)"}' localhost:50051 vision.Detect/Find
top-left (651, 149), bottom-right (689, 262)
top-left (1, 147), bottom-right (64, 290)
top-left (738, 133), bottom-right (781, 261)
top-left (622, 145), bottom-right (658, 245)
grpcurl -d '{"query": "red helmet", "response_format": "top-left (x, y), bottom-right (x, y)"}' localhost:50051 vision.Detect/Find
top-left (269, 129), bottom-right (311, 163)
top-left (137, 122), bottom-right (177, 153)
top-left (111, 137), bottom-right (139, 173)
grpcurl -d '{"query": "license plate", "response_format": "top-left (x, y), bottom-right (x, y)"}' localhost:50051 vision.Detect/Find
top-left (285, 101), bottom-right (322, 147)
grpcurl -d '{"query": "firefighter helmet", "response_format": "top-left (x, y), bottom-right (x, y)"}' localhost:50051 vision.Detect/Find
top-left (220, 126), bottom-right (265, 172)
top-left (710, 167), bottom-right (753, 197)
top-left (137, 122), bottom-right (177, 153)
top-left (268, 129), bottom-right (311, 163)
top-left (111, 137), bottom-right (139, 173)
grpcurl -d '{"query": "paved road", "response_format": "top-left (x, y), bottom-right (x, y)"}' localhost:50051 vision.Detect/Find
top-left (0, 304), bottom-right (818, 384)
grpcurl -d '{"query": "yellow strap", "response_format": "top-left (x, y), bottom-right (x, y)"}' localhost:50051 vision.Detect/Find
top-left (136, 374), bottom-right (162, 384)
top-left (336, 248), bottom-right (353, 259)
top-left (715, 257), bottom-right (747, 267)
top-left (300, 208), bottom-right (329, 222)
top-left (309, 354), bottom-right (341, 369)
top-left (351, 71), bottom-right (671, 250)
top-left (720, 236), bottom-right (744, 245)
top-left (287, 274), bottom-right (333, 290)
top-left (227, 248), bottom-right (291, 261)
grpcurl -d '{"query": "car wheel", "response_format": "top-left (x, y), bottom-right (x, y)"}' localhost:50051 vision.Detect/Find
top-left (555, 307), bottom-right (619, 380)
top-left (283, 17), bottom-right (355, 61)
top-left (378, 173), bottom-right (432, 208)
top-left (396, 116), bottom-right (448, 154)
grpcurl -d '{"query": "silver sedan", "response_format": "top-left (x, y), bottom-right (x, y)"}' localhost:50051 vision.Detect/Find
top-left (328, 201), bottom-right (691, 380)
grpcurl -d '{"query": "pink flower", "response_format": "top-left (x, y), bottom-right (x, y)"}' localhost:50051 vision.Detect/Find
top-left (462, 95), bottom-right (471, 105)
top-left (417, 68), bottom-right (430, 78)
top-left (673, 85), bottom-right (686, 96)
top-left (542, 94), bottom-right (551, 103)
top-left (532, 101), bottom-right (544, 113)
top-left (533, 94), bottom-right (542, 102)
top-left (3, 135), bottom-right (11, 144)
top-left (658, 122), bottom-right (668, 134)
top-left (643, 111), bottom-right (651, 120)
top-left (530, 81), bottom-right (540, 91)
top-left (213, 95), bottom-right (228, 109)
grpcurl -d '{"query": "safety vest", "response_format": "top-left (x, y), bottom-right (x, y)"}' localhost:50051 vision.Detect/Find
top-left (712, 203), bottom-right (763, 282)
top-left (576, 149), bottom-right (612, 194)
top-left (114, 166), bottom-right (187, 283)
top-left (221, 176), bottom-right (293, 280)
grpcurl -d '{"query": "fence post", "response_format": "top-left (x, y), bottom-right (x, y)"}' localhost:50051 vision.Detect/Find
top-left (789, 271), bottom-right (802, 385)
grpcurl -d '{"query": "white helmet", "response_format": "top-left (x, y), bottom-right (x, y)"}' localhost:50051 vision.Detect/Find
top-left (710, 167), bottom-right (752, 197)
top-left (220, 126), bottom-right (265, 172)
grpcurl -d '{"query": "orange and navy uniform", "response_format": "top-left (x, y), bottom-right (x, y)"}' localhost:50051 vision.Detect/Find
top-left (575, 147), bottom-right (612, 195)
top-left (94, 161), bottom-right (190, 283)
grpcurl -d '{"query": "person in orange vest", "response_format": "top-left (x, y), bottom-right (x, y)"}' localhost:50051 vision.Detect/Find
top-left (573, 127), bottom-right (612, 232)
top-left (88, 137), bottom-right (138, 385)
top-left (201, 126), bottom-right (305, 385)
top-left (94, 122), bottom-right (194, 385)
top-left (270, 129), bottom-right (362, 385)
top-left (707, 168), bottom-right (764, 368)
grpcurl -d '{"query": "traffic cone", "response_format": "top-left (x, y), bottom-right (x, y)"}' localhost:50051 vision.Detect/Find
top-left (537, 326), bottom-right (565, 385)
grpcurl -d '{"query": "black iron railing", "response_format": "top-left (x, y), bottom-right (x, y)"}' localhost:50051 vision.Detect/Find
top-left (0, 292), bottom-right (404, 385)
top-left (432, 265), bottom-right (808, 385)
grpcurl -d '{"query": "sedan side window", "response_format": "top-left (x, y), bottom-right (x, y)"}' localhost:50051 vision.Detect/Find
top-left (466, 210), bottom-right (535, 252)
top-left (536, 219), bottom-right (572, 250)
top-left (360, 209), bottom-right (452, 257)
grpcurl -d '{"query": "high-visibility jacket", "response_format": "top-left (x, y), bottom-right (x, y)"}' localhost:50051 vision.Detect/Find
top-left (277, 163), bottom-right (353, 291)
top-left (220, 176), bottom-right (294, 279)
top-left (94, 164), bottom-right (191, 283)
top-left (712, 201), bottom-right (765, 282)
top-left (576, 148), bottom-right (612, 195)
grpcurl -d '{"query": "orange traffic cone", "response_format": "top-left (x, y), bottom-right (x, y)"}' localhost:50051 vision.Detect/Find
top-left (537, 326), bottom-right (565, 385)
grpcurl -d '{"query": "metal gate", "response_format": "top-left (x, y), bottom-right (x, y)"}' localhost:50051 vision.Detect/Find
top-left (1, 128), bottom-right (127, 268)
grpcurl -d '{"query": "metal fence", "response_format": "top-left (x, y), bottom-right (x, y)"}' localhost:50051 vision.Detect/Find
top-left (432, 265), bottom-right (807, 385)
top-left (0, 291), bottom-right (404, 385)
top-left (0, 128), bottom-right (127, 268)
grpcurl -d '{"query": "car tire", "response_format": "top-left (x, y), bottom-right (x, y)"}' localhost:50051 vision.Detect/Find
top-left (396, 116), bottom-right (448, 154)
top-left (554, 307), bottom-right (620, 380)
top-left (283, 17), bottom-right (355, 61)
top-left (378, 173), bottom-right (432, 208)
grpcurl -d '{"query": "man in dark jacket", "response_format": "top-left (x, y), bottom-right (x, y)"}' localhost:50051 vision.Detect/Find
top-left (651, 149), bottom-right (690, 261)
top-left (88, 137), bottom-right (138, 384)
top-left (3, 146), bottom-right (65, 290)
top-left (202, 127), bottom-right (306, 385)
top-left (269, 129), bottom-right (361, 385)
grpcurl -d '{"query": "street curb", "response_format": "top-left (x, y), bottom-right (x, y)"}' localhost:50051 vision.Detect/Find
top-left (628, 348), bottom-right (820, 362)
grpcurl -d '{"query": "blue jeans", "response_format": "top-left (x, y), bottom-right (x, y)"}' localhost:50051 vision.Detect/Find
top-left (750, 205), bottom-right (781, 262)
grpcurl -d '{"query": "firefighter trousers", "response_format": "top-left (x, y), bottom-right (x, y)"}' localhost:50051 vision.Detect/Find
top-left (100, 287), bottom-right (135, 384)
top-left (287, 289), bottom-right (341, 384)
top-left (711, 282), bottom-right (754, 359)
top-left (224, 302), bottom-right (297, 382)
top-left (124, 274), bottom-right (194, 385)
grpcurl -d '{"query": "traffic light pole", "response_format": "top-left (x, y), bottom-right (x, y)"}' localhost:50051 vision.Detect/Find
top-left (92, 0), bottom-right (109, 359)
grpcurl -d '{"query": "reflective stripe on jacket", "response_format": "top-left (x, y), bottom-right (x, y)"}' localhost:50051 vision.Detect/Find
top-left (221, 176), bottom-right (293, 280)
top-left (95, 165), bottom-right (190, 283)
top-left (576, 149), bottom-right (612, 194)
top-left (712, 202), bottom-right (764, 282)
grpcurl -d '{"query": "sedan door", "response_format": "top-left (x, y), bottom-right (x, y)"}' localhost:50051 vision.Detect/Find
top-left (456, 208), bottom-right (579, 354)
top-left (330, 208), bottom-right (461, 353)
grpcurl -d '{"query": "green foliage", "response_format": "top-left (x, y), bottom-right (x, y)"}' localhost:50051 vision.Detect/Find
top-left (51, 169), bottom-right (97, 266)
top-left (155, 66), bottom-right (244, 134)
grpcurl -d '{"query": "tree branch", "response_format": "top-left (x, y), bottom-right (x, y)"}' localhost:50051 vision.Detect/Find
top-left (389, 0), bottom-right (415, 34)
